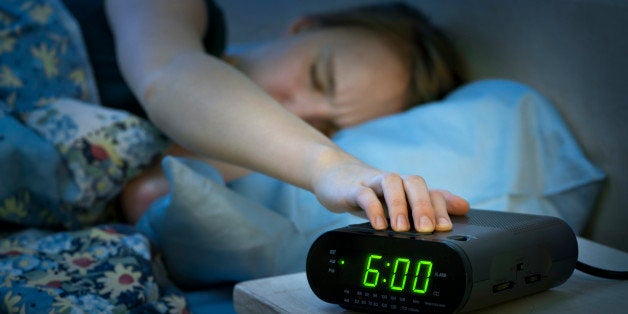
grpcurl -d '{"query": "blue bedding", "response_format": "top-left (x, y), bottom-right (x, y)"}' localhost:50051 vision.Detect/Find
top-left (0, 0), bottom-right (604, 311)
top-left (1, 79), bottom-right (605, 313)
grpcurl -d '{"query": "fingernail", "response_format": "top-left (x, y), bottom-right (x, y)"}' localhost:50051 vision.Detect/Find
top-left (396, 215), bottom-right (408, 230)
top-left (437, 217), bottom-right (452, 229)
top-left (419, 216), bottom-right (434, 232)
top-left (375, 216), bottom-right (387, 230)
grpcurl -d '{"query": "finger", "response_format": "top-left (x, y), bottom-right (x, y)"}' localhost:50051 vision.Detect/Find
top-left (381, 173), bottom-right (410, 231)
top-left (355, 187), bottom-right (388, 230)
top-left (432, 189), bottom-right (470, 215)
top-left (402, 175), bottom-right (435, 233)
top-left (430, 190), bottom-right (452, 231)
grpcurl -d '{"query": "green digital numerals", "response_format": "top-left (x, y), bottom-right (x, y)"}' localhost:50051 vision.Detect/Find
top-left (361, 254), bottom-right (433, 294)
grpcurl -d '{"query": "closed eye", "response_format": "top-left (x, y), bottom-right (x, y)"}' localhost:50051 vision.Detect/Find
top-left (310, 48), bottom-right (336, 100)
top-left (323, 49), bottom-right (335, 99)
top-left (310, 61), bottom-right (324, 93)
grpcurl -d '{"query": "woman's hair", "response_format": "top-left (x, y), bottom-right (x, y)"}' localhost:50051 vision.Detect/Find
top-left (295, 2), bottom-right (466, 108)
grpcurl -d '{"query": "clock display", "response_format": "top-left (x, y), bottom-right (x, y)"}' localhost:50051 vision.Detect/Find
top-left (360, 254), bottom-right (433, 294)
top-left (307, 227), bottom-right (469, 313)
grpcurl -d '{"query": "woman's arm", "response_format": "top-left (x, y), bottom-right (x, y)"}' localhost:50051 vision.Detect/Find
top-left (105, 0), bottom-right (334, 189)
top-left (105, 0), bottom-right (469, 231)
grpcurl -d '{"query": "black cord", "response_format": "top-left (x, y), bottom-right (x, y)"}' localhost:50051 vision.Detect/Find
top-left (576, 261), bottom-right (628, 280)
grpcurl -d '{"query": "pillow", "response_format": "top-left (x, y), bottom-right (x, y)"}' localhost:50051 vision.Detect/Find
top-left (333, 79), bottom-right (605, 230)
top-left (0, 99), bottom-right (168, 229)
top-left (136, 156), bottom-right (362, 288)
top-left (0, 0), bottom-right (168, 229)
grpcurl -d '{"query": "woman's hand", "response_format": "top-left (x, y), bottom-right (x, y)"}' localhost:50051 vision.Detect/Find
top-left (312, 159), bottom-right (469, 232)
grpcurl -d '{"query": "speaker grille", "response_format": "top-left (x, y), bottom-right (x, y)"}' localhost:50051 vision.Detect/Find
top-left (453, 210), bottom-right (561, 234)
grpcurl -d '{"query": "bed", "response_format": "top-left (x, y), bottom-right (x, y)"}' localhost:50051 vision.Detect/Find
top-left (1, 0), bottom-right (626, 313)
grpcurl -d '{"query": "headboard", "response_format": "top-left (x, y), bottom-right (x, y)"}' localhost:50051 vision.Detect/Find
top-left (214, 0), bottom-right (628, 251)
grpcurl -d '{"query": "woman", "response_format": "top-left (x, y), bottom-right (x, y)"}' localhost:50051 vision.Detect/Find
top-left (102, 0), bottom-right (470, 232)
top-left (0, 1), bottom-right (467, 310)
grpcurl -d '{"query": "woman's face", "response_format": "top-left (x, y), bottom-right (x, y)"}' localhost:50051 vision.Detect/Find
top-left (234, 27), bottom-right (410, 136)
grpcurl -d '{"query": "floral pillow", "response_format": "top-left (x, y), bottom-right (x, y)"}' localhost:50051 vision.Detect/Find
top-left (0, 0), bottom-right (168, 228)
top-left (0, 101), bottom-right (168, 229)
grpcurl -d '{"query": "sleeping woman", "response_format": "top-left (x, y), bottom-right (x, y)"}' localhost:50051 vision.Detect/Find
top-left (2, 1), bottom-right (603, 311)
top-left (0, 0), bottom-right (468, 232)
top-left (107, 0), bottom-right (470, 231)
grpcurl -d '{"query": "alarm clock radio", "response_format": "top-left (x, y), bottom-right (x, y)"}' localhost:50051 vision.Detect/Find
top-left (306, 209), bottom-right (578, 313)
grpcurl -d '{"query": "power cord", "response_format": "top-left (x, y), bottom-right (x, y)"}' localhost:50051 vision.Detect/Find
top-left (575, 261), bottom-right (628, 280)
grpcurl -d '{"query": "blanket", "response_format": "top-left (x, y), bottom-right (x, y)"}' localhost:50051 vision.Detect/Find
top-left (0, 225), bottom-right (186, 313)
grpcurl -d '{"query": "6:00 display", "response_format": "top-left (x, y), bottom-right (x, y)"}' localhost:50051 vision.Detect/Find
top-left (361, 254), bottom-right (434, 294)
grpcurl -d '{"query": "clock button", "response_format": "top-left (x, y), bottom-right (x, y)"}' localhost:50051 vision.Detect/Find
top-left (447, 235), bottom-right (470, 241)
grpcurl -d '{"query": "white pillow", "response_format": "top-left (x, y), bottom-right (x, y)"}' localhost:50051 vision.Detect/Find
top-left (136, 157), bottom-right (359, 288)
top-left (229, 79), bottom-right (605, 232)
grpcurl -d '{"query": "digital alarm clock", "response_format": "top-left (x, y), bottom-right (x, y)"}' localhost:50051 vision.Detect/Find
top-left (306, 209), bottom-right (577, 313)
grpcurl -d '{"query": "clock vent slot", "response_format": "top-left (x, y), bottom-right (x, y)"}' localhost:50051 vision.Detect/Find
top-left (456, 210), bottom-right (561, 234)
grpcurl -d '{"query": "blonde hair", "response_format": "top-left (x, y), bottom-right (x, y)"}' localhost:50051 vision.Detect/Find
top-left (295, 2), bottom-right (466, 108)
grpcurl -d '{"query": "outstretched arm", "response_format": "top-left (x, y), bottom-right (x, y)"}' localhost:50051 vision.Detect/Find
top-left (105, 0), bottom-right (469, 231)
